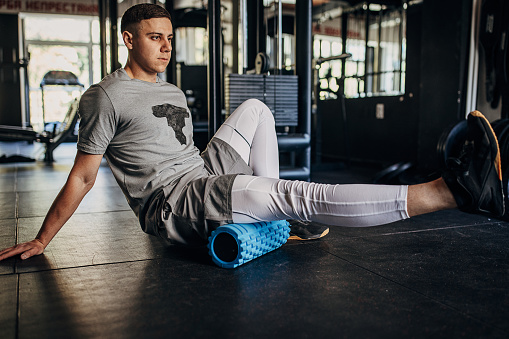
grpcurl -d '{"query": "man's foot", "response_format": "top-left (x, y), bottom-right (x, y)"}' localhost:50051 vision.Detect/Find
top-left (288, 220), bottom-right (330, 240)
top-left (442, 110), bottom-right (505, 216)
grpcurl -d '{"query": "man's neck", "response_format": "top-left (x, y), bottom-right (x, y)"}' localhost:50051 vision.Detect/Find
top-left (123, 64), bottom-right (158, 83)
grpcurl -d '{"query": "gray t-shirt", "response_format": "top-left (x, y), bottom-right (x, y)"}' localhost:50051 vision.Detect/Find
top-left (77, 68), bottom-right (206, 229)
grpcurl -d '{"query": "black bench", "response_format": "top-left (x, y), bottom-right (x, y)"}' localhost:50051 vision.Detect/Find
top-left (0, 98), bottom-right (79, 163)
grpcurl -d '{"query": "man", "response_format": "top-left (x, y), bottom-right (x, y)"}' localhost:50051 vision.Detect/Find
top-left (0, 4), bottom-right (504, 261)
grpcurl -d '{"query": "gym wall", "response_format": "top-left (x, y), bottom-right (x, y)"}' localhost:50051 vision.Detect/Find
top-left (320, 0), bottom-right (472, 171)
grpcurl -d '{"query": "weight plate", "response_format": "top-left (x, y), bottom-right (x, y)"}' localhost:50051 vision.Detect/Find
top-left (437, 120), bottom-right (467, 167)
top-left (255, 52), bottom-right (270, 74)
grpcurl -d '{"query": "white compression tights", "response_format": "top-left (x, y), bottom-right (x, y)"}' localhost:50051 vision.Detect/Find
top-left (213, 99), bottom-right (410, 227)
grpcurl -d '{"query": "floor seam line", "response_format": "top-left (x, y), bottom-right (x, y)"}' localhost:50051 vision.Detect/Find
top-left (16, 208), bottom-right (132, 219)
top-left (14, 257), bottom-right (162, 275)
top-left (344, 222), bottom-right (505, 239)
top-left (15, 273), bottom-right (20, 339)
top-left (320, 247), bottom-right (508, 334)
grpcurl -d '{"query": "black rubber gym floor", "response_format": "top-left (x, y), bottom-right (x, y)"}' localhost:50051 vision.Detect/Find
top-left (0, 142), bottom-right (508, 338)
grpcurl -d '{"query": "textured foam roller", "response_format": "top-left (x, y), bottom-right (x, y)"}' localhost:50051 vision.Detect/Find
top-left (207, 220), bottom-right (290, 268)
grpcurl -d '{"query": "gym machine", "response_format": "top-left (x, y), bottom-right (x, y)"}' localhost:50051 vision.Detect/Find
top-left (225, 0), bottom-right (314, 181)
top-left (0, 70), bottom-right (83, 163)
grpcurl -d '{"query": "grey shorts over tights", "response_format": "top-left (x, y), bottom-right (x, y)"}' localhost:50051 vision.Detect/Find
top-left (152, 137), bottom-right (253, 247)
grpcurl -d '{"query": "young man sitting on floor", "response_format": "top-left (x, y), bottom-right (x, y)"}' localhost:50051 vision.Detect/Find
top-left (0, 3), bottom-right (504, 262)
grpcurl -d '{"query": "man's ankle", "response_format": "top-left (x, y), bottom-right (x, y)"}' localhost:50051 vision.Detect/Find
top-left (407, 179), bottom-right (457, 217)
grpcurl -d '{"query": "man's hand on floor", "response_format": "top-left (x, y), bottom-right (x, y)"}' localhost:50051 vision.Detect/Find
top-left (0, 239), bottom-right (45, 261)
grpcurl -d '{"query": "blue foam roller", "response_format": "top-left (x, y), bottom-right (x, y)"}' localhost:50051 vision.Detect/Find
top-left (207, 220), bottom-right (290, 268)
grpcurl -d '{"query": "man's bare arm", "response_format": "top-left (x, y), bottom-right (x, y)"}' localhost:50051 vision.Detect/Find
top-left (0, 151), bottom-right (104, 261)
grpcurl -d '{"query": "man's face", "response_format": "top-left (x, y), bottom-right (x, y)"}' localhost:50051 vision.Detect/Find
top-left (126, 17), bottom-right (173, 76)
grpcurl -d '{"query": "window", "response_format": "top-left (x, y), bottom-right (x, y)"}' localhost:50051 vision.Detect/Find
top-left (345, 4), bottom-right (406, 98)
top-left (314, 34), bottom-right (343, 100)
top-left (22, 13), bottom-right (118, 130)
top-left (175, 27), bottom-right (208, 65)
top-left (314, 3), bottom-right (406, 100)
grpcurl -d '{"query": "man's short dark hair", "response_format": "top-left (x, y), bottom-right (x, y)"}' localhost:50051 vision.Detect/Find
top-left (121, 3), bottom-right (171, 34)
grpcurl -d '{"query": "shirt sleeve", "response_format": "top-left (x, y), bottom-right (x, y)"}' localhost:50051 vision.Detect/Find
top-left (77, 85), bottom-right (117, 155)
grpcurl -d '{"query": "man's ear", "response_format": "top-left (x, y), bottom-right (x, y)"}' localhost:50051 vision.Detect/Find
top-left (123, 31), bottom-right (134, 49)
